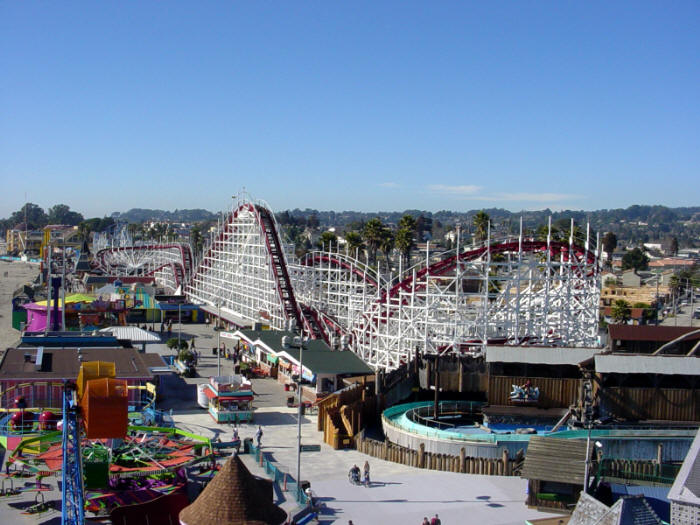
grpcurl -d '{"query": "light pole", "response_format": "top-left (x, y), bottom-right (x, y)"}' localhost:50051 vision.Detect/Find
top-left (217, 301), bottom-right (221, 377)
top-left (296, 338), bottom-right (304, 500)
top-left (178, 303), bottom-right (182, 351)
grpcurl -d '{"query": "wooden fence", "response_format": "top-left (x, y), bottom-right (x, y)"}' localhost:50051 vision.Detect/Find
top-left (354, 435), bottom-right (523, 476)
top-left (489, 375), bottom-right (581, 408)
top-left (598, 386), bottom-right (699, 422)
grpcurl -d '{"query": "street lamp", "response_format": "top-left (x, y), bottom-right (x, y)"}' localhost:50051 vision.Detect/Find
top-left (296, 337), bottom-right (304, 501)
top-left (178, 303), bottom-right (182, 351)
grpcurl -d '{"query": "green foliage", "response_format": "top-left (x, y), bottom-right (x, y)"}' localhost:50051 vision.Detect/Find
top-left (472, 211), bottom-right (490, 242)
top-left (395, 214), bottom-right (417, 266)
top-left (9, 203), bottom-right (48, 230)
top-left (166, 338), bottom-right (189, 351)
top-left (669, 236), bottom-right (679, 256)
top-left (47, 204), bottom-right (84, 226)
top-left (190, 225), bottom-right (204, 254)
top-left (344, 231), bottom-right (364, 257)
top-left (317, 231), bottom-right (338, 249)
top-left (621, 248), bottom-right (649, 272)
top-left (602, 232), bottom-right (617, 258)
top-left (363, 217), bottom-right (386, 265)
top-left (611, 299), bottom-right (631, 323)
top-left (178, 349), bottom-right (194, 362)
top-left (604, 277), bottom-right (618, 288)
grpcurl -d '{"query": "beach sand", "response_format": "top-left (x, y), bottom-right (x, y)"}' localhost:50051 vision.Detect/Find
top-left (0, 261), bottom-right (40, 351)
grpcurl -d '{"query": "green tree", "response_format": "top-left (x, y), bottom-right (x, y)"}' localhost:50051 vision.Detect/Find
top-left (395, 214), bottom-right (417, 267)
top-left (621, 248), bottom-right (649, 272)
top-left (379, 227), bottom-right (395, 268)
top-left (472, 211), bottom-right (490, 242)
top-left (190, 225), bottom-right (204, 254)
top-left (632, 302), bottom-right (655, 323)
top-left (47, 204), bottom-right (84, 225)
top-left (317, 231), bottom-right (338, 250)
top-left (344, 231), bottom-right (364, 258)
top-left (10, 203), bottom-right (48, 230)
top-left (363, 218), bottom-right (385, 265)
top-left (611, 299), bottom-right (631, 323)
top-left (669, 236), bottom-right (679, 256)
top-left (602, 232), bottom-right (618, 261)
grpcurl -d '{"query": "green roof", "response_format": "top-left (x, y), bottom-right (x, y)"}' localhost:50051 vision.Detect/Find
top-left (279, 347), bottom-right (373, 375)
top-left (239, 329), bottom-right (373, 376)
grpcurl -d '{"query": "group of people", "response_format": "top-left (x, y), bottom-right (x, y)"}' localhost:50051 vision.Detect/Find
top-left (159, 319), bottom-right (174, 336)
top-left (349, 461), bottom-right (370, 486)
top-left (421, 515), bottom-right (442, 525)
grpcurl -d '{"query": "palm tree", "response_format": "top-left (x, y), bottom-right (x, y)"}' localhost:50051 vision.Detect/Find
top-left (344, 231), bottom-right (364, 259)
top-left (473, 211), bottom-right (490, 243)
top-left (395, 215), bottom-right (417, 267)
top-left (363, 218), bottom-right (385, 265)
top-left (379, 228), bottom-right (395, 270)
top-left (611, 299), bottom-right (631, 323)
top-left (317, 231), bottom-right (338, 250)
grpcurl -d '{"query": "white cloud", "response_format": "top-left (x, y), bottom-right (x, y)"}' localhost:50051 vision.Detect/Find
top-left (428, 184), bottom-right (482, 195)
top-left (378, 182), bottom-right (400, 188)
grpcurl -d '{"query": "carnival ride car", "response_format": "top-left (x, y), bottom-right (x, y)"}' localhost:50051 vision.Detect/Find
top-left (1, 362), bottom-right (214, 524)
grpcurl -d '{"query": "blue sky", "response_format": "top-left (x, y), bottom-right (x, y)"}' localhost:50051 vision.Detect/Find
top-left (1, 2), bottom-right (698, 218)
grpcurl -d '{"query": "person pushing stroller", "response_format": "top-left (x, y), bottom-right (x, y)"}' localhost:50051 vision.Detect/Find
top-left (348, 464), bottom-right (361, 485)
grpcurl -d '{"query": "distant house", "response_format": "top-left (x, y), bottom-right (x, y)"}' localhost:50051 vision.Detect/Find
top-left (620, 270), bottom-right (641, 288)
top-left (668, 428), bottom-right (700, 525)
top-left (649, 258), bottom-right (696, 271)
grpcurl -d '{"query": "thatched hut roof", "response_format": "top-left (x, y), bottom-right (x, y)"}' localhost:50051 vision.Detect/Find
top-left (179, 456), bottom-right (287, 525)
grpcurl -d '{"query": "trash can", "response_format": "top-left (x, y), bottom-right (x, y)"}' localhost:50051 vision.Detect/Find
top-left (300, 403), bottom-right (306, 416)
top-left (243, 437), bottom-right (253, 454)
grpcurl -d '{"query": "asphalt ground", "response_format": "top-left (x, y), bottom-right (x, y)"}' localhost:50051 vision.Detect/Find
top-left (0, 321), bottom-right (560, 524)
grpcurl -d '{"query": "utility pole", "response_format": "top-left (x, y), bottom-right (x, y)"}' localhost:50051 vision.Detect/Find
top-left (296, 338), bottom-right (304, 501)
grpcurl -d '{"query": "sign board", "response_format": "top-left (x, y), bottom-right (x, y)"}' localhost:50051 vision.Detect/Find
top-left (221, 331), bottom-right (239, 340)
top-left (299, 444), bottom-right (321, 453)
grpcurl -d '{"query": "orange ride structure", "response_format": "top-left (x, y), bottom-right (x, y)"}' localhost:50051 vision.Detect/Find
top-left (2, 362), bottom-right (214, 525)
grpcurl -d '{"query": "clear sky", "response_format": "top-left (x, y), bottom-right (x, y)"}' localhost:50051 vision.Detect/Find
top-left (1, 2), bottom-right (698, 218)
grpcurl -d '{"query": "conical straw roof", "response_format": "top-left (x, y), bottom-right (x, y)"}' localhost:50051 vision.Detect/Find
top-left (179, 456), bottom-right (287, 525)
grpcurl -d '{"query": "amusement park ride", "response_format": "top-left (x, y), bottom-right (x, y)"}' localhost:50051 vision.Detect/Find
top-left (92, 194), bottom-right (603, 371)
top-left (1, 365), bottom-right (187, 524)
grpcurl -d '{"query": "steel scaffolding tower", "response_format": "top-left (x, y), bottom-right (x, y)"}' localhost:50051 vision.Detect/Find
top-left (61, 384), bottom-right (84, 525)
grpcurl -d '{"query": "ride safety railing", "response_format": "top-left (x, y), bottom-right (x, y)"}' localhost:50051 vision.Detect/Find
top-left (248, 442), bottom-right (311, 506)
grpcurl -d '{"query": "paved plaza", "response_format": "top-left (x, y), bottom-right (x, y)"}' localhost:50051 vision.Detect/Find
top-left (0, 321), bottom-right (561, 524)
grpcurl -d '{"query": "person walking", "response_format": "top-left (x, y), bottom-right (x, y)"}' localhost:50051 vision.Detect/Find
top-left (422, 518), bottom-right (430, 525)
top-left (363, 460), bottom-right (370, 487)
top-left (255, 425), bottom-right (263, 448)
top-left (430, 514), bottom-right (441, 525)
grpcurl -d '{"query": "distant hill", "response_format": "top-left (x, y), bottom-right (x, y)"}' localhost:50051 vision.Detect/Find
top-left (111, 208), bottom-right (217, 223)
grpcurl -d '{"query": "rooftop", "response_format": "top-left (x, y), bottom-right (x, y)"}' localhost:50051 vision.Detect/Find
top-left (0, 347), bottom-right (164, 380)
top-left (667, 428), bottom-right (700, 506)
top-left (608, 324), bottom-right (700, 343)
